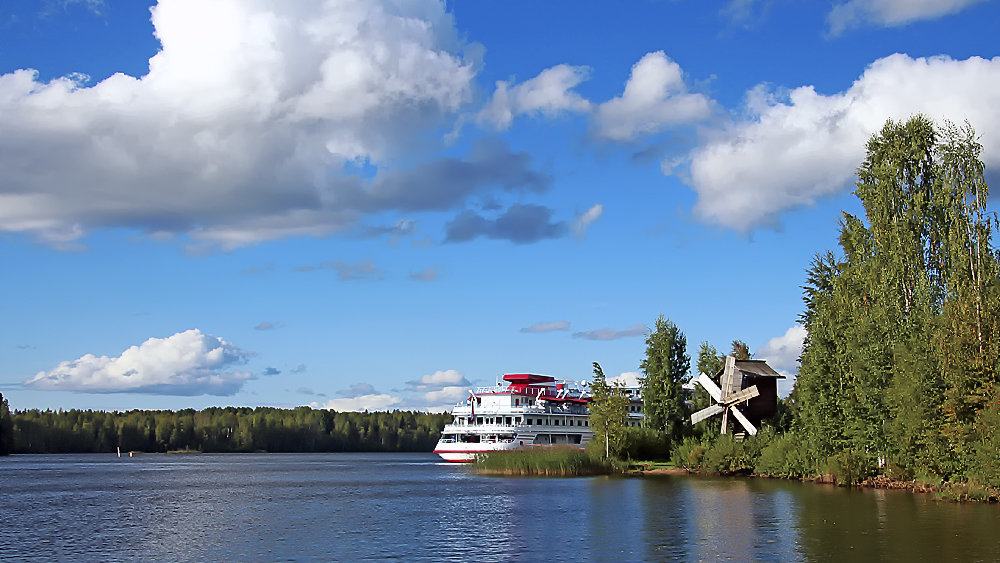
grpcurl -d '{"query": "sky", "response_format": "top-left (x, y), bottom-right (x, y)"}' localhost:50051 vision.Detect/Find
top-left (1, 0), bottom-right (999, 413)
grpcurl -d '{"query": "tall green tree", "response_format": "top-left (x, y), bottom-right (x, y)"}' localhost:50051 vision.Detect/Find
top-left (588, 362), bottom-right (629, 459)
top-left (730, 340), bottom-right (751, 361)
top-left (640, 315), bottom-right (691, 439)
top-left (0, 392), bottom-right (11, 456)
top-left (696, 342), bottom-right (724, 379)
top-left (794, 116), bottom-right (1000, 479)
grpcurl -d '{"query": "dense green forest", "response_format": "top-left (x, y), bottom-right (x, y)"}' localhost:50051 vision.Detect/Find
top-left (654, 116), bottom-right (1000, 492)
top-left (790, 116), bottom-right (1000, 485)
top-left (5, 406), bottom-right (449, 454)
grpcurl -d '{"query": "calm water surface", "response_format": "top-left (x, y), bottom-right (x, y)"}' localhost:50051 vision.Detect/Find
top-left (2, 453), bottom-right (1000, 561)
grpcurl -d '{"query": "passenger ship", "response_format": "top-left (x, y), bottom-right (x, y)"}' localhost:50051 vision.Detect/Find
top-left (433, 373), bottom-right (594, 462)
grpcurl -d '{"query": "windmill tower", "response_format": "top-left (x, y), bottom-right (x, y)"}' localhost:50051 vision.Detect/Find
top-left (690, 356), bottom-right (783, 436)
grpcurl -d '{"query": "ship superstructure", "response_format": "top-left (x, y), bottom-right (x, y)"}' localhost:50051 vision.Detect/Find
top-left (433, 373), bottom-right (593, 462)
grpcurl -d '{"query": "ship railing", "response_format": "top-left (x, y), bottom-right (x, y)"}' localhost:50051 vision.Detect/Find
top-left (444, 419), bottom-right (591, 431)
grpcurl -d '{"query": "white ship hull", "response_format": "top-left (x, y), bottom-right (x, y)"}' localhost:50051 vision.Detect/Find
top-left (433, 440), bottom-right (524, 463)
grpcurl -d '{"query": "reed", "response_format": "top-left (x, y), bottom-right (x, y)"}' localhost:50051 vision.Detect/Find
top-left (473, 446), bottom-right (621, 476)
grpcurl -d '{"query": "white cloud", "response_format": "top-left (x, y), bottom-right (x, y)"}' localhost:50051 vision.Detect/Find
top-left (520, 320), bottom-right (571, 333)
top-left (608, 371), bottom-right (641, 387)
top-left (25, 329), bottom-right (251, 395)
top-left (478, 64), bottom-right (591, 130)
top-left (423, 385), bottom-right (469, 405)
top-left (0, 0), bottom-right (476, 247)
top-left (593, 51), bottom-right (713, 142)
top-left (828, 0), bottom-right (991, 34)
top-left (408, 369), bottom-right (470, 390)
top-left (313, 394), bottom-right (402, 412)
top-left (320, 369), bottom-right (470, 412)
top-left (572, 204), bottom-right (603, 238)
top-left (756, 325), bottom-right (807, 374)
top-left (686, 54), bottom-right (1000, 231)
top-left (404, 369), bottom-right (473, 410)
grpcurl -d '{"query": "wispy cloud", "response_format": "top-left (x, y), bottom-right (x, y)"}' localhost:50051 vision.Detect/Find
top-left (409, 267), bottom-right (438, 282)
top-left (254, 321), bottom-right (279, 331)
top-left (573, 323), bottom-right (647, 341)
top-left (336, 382), bottom-right (378, 398)
top-left (828, 0), bottom-right (990, 34)
top-left (520, 320), bottom-right (571, 333)
top-left (295, 260), bottom-right (385, 281)
top-left (572, 204), bottom-right (603, 238)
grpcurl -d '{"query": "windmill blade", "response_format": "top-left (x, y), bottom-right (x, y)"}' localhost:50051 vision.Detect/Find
top-left (694, 372), bottom-right (722, 402)
top-left (729, 405), bottom-right (758, 436)
top-left (722, 384), bottom-right (760, 406)
top-left (691, 404), bottom-right (724, 424)
top-left (721, 355), bottom-right (736, 397)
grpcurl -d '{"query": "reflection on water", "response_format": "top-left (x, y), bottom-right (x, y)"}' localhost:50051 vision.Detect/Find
top-left (2, 453), bottom-right (1000, 561)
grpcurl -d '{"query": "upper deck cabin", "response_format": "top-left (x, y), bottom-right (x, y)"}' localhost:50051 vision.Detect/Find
top-left (450, 373), bottom-right (590, 420)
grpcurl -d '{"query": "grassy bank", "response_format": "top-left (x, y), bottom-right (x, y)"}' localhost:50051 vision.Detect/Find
top-left (473, 447), bottom-right (624, 476)
top-left (662, 431), bottom-right (1000, 503)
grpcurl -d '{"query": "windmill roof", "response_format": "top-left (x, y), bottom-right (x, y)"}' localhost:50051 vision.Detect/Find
top-left (714, 359), bottom-right (784, 379)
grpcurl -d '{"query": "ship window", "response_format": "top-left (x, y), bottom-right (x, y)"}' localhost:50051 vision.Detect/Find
top-left (505, 417), bottom-right (512, 425)
top-left (515, 399), bottom-right (520, 406)
top-left (476, 417), bottom-right (483, 424)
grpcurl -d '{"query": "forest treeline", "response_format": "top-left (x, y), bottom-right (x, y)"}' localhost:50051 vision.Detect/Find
top-left (2, 404), bottom-right (449, 454)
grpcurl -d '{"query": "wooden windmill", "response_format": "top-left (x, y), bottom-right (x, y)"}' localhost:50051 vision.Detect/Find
top-left (690, 356), bottom-right (783, 436)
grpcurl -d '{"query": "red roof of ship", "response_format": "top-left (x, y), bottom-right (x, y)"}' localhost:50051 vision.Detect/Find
top-left (497, 373), bottom-right (589, 403)
top-left (502, 373), bottom-right (556, 384)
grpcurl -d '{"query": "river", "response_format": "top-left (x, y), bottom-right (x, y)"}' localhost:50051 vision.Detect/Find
top-left (2, 453), bottom-right (999, 561)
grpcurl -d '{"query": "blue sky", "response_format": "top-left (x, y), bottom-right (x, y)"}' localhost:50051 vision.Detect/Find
top-left (2, 0), bottom-right (999, 412)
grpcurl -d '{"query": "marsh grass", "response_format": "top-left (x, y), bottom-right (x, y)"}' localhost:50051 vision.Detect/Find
top-left (473, 446), bottom-right (622, 476)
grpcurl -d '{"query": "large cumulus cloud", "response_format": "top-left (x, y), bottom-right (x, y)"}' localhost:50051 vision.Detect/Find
top-left (0, 0), bottom-right (483, 247)
top-left (25, 329), bottom-right (252, 395)
top-left (685, 54), bottom-right (1000, 231)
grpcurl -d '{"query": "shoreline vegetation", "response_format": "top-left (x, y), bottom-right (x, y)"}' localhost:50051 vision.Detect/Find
top-left (473, 447), bottom-right (624, 476)
top-left (1, 406), bottom-right (449, 454)
top-left (472, 440), bottom-right (1000, 503)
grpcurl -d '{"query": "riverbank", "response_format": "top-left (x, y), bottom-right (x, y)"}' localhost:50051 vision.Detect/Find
top-left (631, 463), bottom-right (1000, 503)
